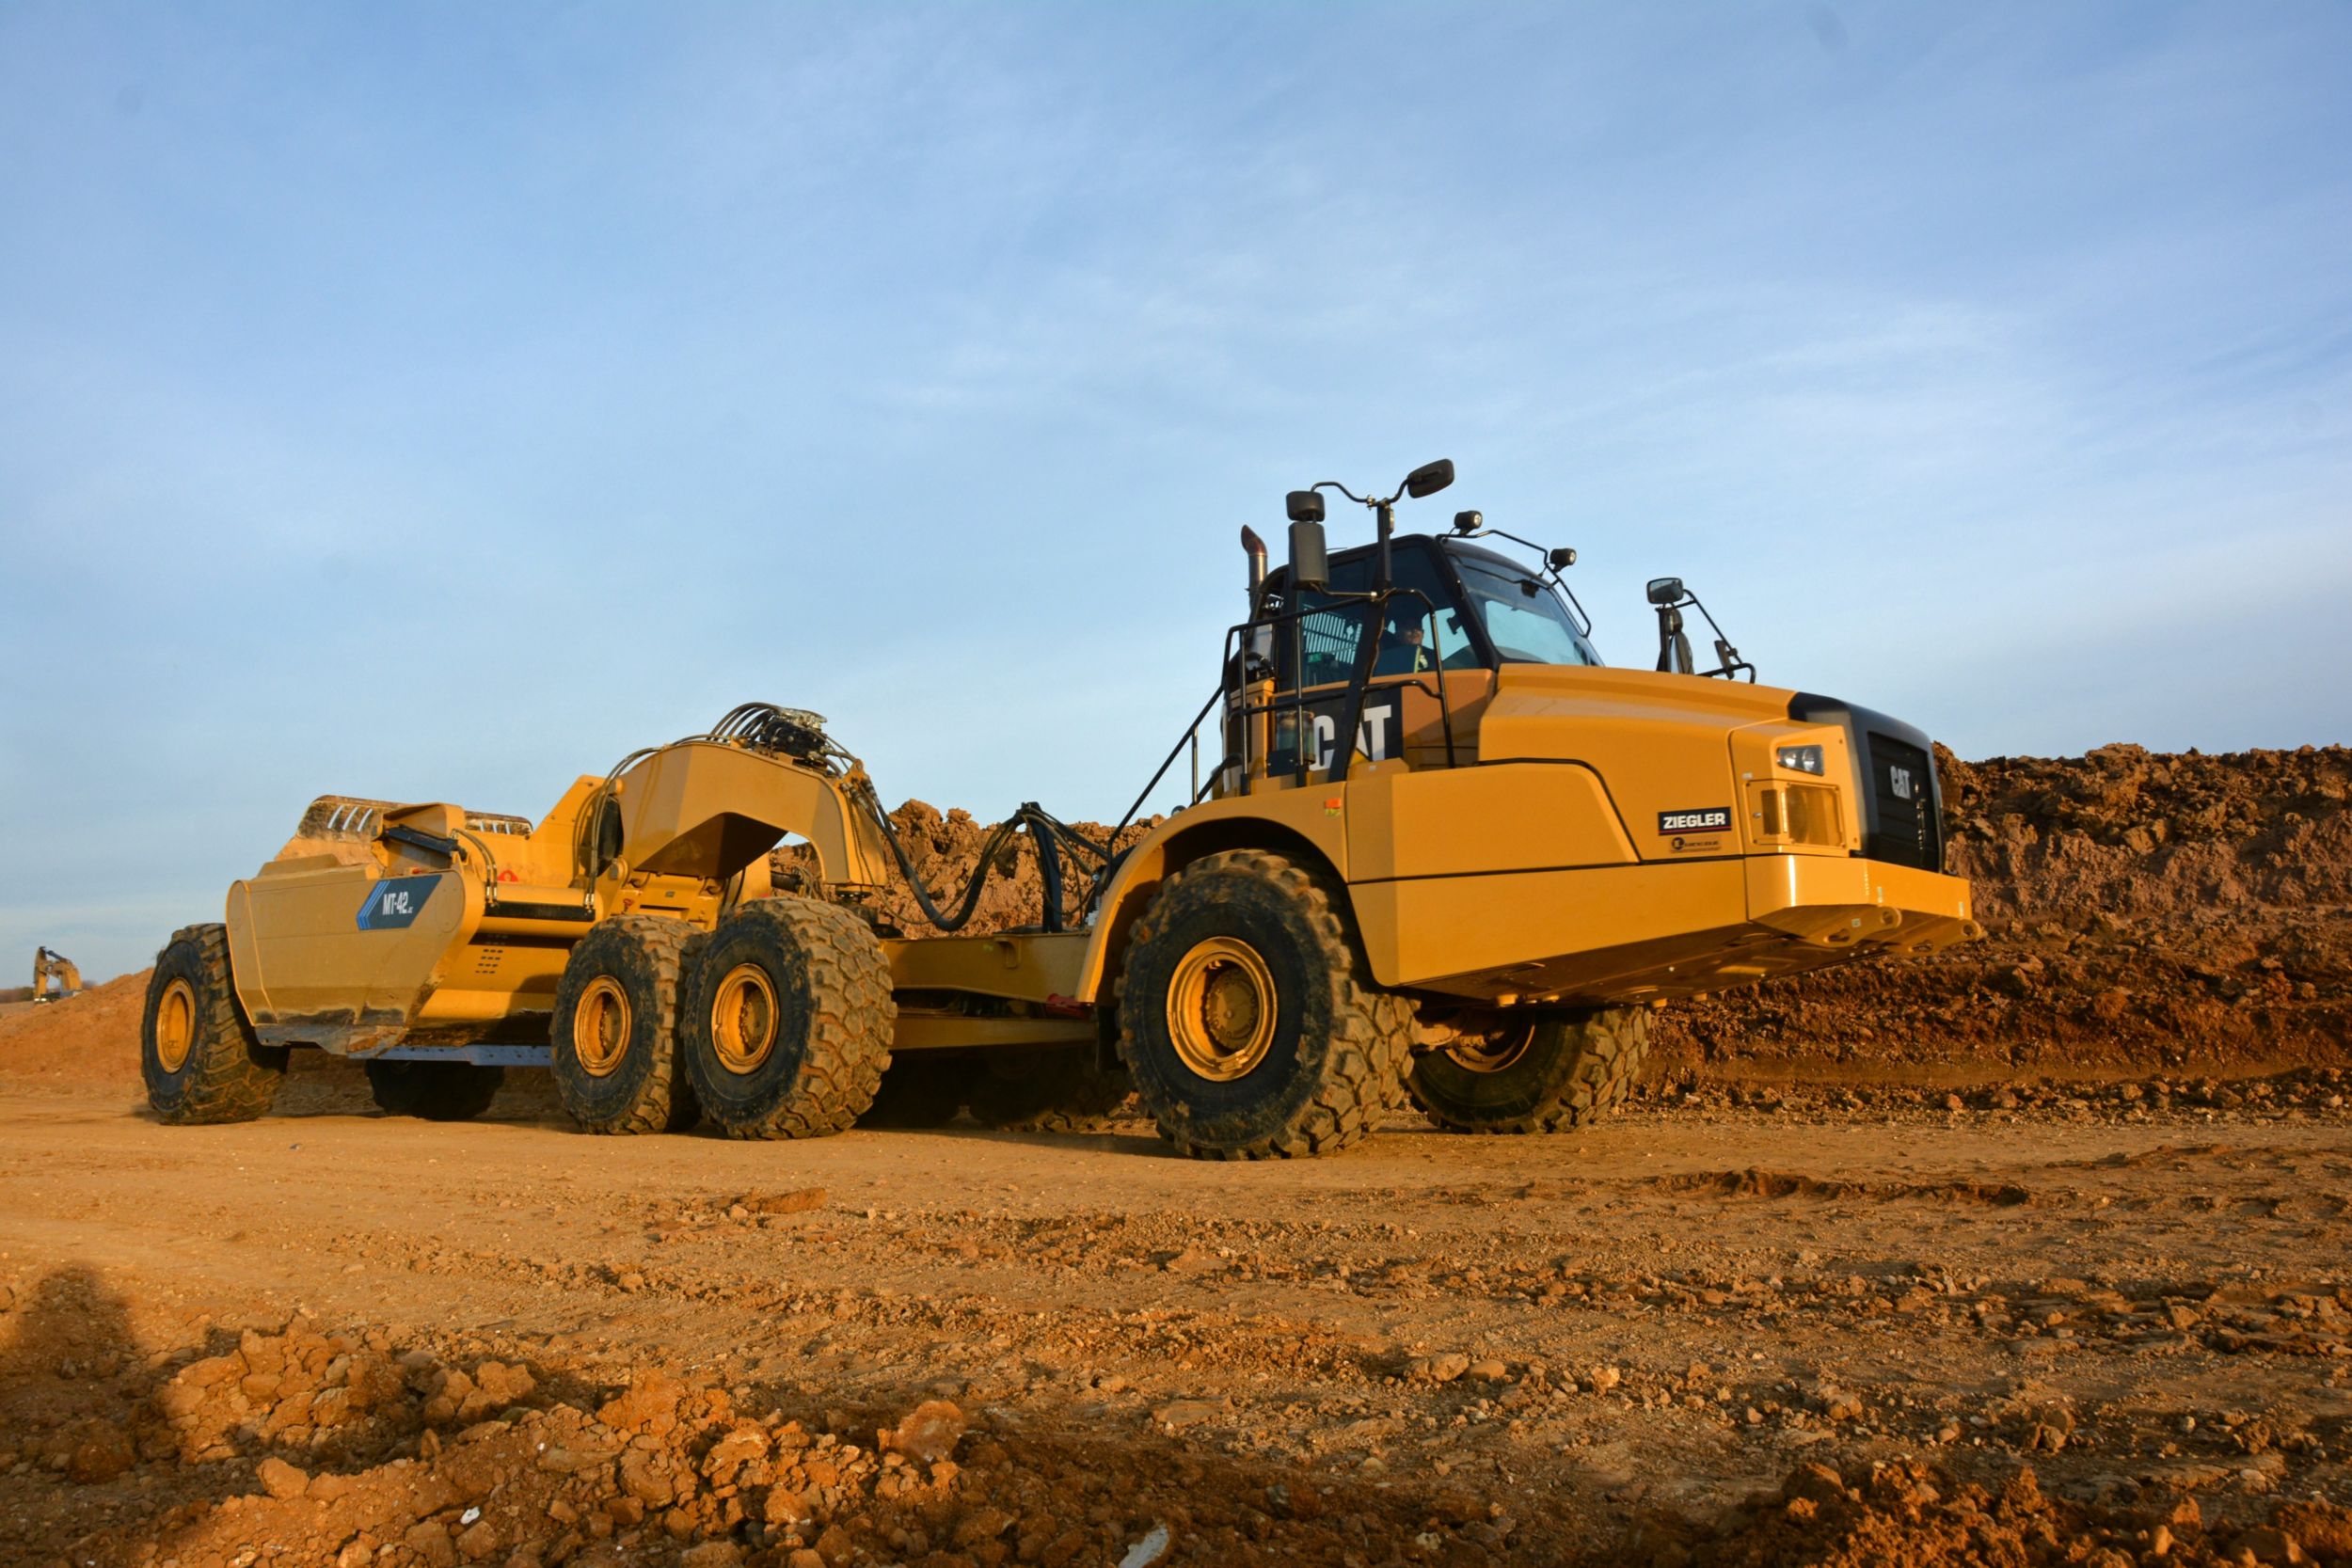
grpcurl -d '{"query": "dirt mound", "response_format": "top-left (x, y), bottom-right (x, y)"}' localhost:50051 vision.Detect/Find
top-left (1661, 743), bottom-right (2352, 1082)
top-left (0, 968), bottom-right (151, 1094)
top-left (1946, 742), bottom-right (2352, 917)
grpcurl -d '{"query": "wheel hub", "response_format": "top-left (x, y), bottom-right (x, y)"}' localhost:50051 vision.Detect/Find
top-left (1167, 937), bottom-right (1277, 1082)
top-left (1444, 1022), bottom-right (1536, 1074)
top-left (710, 963), bottom-right (780, 1075)
top-left (153, 977), bottom-right (197, 1073)
top-left (573, 976), bottom-right (631, 1078)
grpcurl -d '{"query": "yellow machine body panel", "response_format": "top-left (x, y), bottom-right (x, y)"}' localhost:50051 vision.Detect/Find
top-left (1073, 657), bottom-right (1973, 1008)
top-left (220, 729), bottom-right (901, 1056)
top-left (227, 865), bottom-right (476, 1051)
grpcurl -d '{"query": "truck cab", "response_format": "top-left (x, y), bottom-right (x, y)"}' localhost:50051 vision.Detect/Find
top-left (1084, 521), bottom-right (1979, 1014)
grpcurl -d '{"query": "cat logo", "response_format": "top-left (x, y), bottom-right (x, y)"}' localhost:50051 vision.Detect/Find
top-left (1889, 766), bottom-right (1915, 802)
top-left (357, 876), bottom-right (440, 931)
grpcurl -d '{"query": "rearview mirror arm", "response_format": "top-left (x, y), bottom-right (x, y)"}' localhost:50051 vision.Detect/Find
top-left (1659, 586), bottom-right (1756, 682)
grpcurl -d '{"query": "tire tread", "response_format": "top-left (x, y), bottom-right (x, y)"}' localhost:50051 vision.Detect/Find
top-left (144, 924), bottom-right (283, 1126)
top-left (553, 913), bottom-right (692, 1135)
top-left (1116, 849), bottom-right (1409, 1161)
top-left (689, 896), bottom-right (894, 1140)
top-left (1405, 1006), bottom-right (1652, 1134)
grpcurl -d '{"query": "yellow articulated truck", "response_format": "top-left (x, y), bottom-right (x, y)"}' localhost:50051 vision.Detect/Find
top-left (142, 460), bottom-right (1977, 1158)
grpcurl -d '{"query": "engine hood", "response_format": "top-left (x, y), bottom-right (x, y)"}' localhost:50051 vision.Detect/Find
top-left (1475, 664), bottom-right (1820, 863)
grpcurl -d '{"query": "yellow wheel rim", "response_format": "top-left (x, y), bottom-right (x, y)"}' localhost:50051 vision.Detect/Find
top-left (1445, 1022), bottom-right (1536, 1075)
top-left (1167, 936), bottom-right (1278, 1083)
top-left (153, 978), bottom-right (198, 1073)
top-left (709, 963), bottom-right (780, 1075)
top-left (573, 976), bottom-right (632, 1078)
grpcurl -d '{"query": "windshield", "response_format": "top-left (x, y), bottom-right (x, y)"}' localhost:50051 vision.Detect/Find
top-left (1257, 538), bottom-right (1602, 688)
top-left (1452, 555), bottom-right (1601, 666)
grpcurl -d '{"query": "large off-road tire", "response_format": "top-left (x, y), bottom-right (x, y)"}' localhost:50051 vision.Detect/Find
top-left (550, 914), bottom-right (694, 1135)
top-left (1116, 849), bottom-right (1410, 1160)
top-left (1406, 1006), bottom-right (1652, 1133)
top-left (364, 1059), bottom-right (506, 1122)
top-left (857, 1053), bottom-right (967, 1129)
top-left (964, 1048), bottom-right (1136, 1133)
top-left (678, 896), bottom-right (895, 1139)
top-left (142, 925), bottom-right (286, 1125)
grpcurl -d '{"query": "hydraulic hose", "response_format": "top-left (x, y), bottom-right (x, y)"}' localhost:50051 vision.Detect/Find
top-left (595, 702), bottom-right (1121, 935)
top-left (849, 786), bottom-right (1112, 934)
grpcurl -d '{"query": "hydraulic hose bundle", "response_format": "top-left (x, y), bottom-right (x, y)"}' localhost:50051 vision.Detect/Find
top-left (604, 702), bottom-right (1120, 935)
top-left (850, 789), bottom-right (1115, 935)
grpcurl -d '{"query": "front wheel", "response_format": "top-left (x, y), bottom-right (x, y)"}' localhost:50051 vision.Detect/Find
top-left (1116, 849), bottom-right (1409, 1160)
top-left (143, 925), bottom-right (285, 1125)
top-left (678, 897), bottom-right (895, 1139)
top-left (1406, 1006), bottom-right (1651, 1133)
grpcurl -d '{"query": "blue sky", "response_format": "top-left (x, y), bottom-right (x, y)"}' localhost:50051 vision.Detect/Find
top-left (4, 3), bottom-right (2348, 981)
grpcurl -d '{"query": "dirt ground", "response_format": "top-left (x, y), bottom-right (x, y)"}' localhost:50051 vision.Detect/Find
top-left (4, 1075), bottom-right (2350, 1568)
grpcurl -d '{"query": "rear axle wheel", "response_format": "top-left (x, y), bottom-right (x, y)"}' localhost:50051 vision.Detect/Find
top-left (550, 915), bottom-right (696, 1134)
top-left (679, 896), bottom-right (894, 1139)
top-left (1406, 1006), bottom-right (1651, 1134)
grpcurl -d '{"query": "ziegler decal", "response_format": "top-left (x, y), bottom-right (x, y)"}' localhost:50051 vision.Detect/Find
top-left (357, 876), bottom-right (440, 931)
top-left (1658, 807), bottom-right (1732, 835)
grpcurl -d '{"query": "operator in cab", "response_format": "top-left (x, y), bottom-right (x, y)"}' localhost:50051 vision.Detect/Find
top-left (1373, 603), bottom-right (1437, 677)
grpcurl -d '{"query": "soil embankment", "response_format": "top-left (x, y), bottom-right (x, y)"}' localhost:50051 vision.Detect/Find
top-left (1663, 743), bottom-right (2351, 1083)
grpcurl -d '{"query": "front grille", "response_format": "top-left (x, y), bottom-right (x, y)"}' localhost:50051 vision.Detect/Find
top-left (1864, 734), bottom-right (1939, 870)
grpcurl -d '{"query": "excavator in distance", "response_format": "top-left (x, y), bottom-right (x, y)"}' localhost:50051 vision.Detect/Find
top-left (32, 946), bottom-right (82, 1002)
top-left (142, 460), bottom-right (1979, 1157)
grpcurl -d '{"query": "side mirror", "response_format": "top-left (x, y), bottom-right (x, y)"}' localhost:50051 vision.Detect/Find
top-left (1285, 490), bottom-right (1326, 524)
top-left (1288, 518), bottom-right (1329, 591)
top-left (1452, 510), bottom-right (1483, 534)
top-left (1405, 459), bottom-right (1454, 499)
top-left (1646, 577), bottom-right (1685, 607)
top-left (1548, 546), bottom-right (1577, 569)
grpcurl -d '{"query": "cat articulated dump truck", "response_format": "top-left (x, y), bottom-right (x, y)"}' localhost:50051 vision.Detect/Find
top-left (143, 460), bottom-right (1978, 1158)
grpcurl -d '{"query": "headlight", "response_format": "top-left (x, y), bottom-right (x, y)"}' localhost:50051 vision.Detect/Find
top-left (1775, 744), bottom-right (1825, 775)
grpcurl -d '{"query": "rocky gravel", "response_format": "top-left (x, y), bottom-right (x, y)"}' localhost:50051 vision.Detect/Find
top-left (4, 1086), bottom-right (2348, 1566)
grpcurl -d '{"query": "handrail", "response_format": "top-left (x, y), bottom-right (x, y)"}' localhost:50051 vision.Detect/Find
top-left (1109, 684), bottom-right (1225, 839)
top-left (1216, 588), bottom-right (1459, 792)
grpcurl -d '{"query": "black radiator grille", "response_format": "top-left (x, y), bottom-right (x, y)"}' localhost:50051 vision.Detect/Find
top-left (1864, 733), bottom-right (1940, 870)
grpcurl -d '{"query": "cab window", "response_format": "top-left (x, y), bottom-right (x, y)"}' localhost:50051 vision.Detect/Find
top-left (1273, 545), bottom-right (1476, 690)
top-left (1454, 558), bottom-right (1600, 666)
